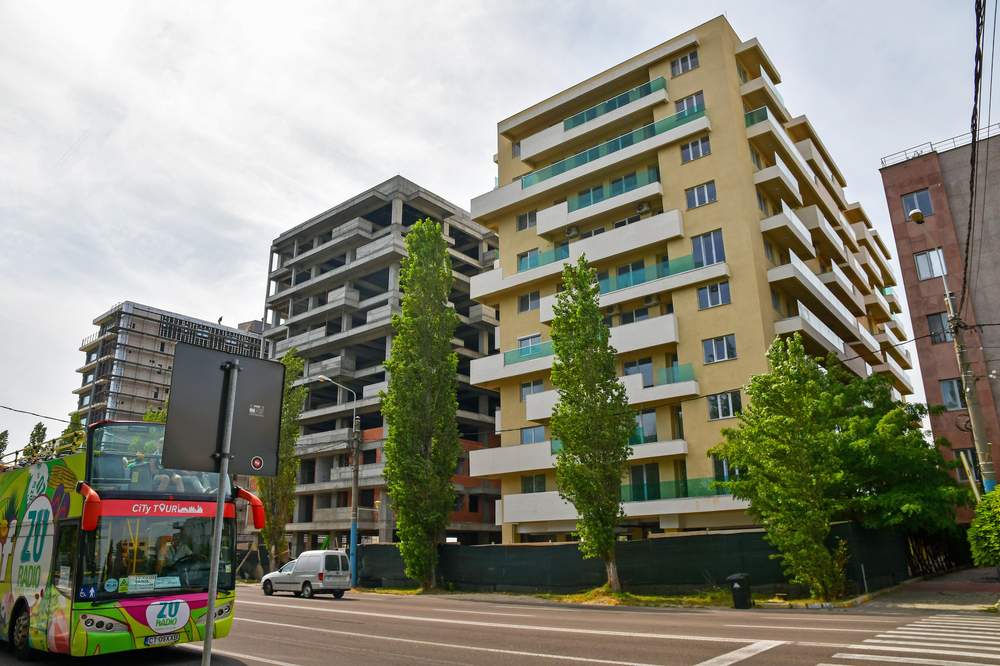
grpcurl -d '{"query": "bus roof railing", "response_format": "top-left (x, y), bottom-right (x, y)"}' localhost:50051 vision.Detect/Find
top-left (0, 430), bottom-right (87, 471)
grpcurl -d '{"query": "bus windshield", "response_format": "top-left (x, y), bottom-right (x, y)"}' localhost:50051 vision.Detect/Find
top-left (89, 422), bottom-right (230, 496)
top-left (80, 514), bottom-right (235, 601)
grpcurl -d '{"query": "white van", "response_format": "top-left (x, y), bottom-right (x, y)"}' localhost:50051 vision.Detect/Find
top-left (261, 549), bottom-right (351, 599)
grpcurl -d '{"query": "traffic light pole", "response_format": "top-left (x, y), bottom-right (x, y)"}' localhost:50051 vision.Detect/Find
top-left (912, 213), bottom-right (996, 494)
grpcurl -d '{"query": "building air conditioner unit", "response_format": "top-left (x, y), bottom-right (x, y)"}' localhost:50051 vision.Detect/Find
top-left (565, 226), bottom-right (578, 238)
top-left (643, 295), bottom-right (659, 307)
top-left (636, 202), bottom-right (651, 214)
top-left (605, 305), bottom-right (620, 316)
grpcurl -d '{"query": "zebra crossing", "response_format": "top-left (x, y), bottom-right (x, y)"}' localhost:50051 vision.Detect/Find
top-left (822, 613), bottom-right (1000, 666)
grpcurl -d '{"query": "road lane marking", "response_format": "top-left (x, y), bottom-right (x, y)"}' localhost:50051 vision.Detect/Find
top-left (906, 626), bottom-right (1000, 635)
top-left (431, 607), bottom-right (535, 617)
top-left (238, 599), bottom-right (754, 643)
top-left (885, 630), bottom-right (1000, 640)
top-left (830, 653), bottom-right (995, 666)
top-left (725, 624), bottom-right (878, 633)
top-left (867, 639), bottom-right (1000, 652)
top-left (235, 616), bottom-right (701, 665)
top-left (749, 616), bottom-right (901, 623)
top-left (177, 644), bottom-right (302, 666)
top-left (916, 620), bottom-right (1000, 626)
top-left (690, 641), bottom-right (784, 666)
top-left (799, 644), bottom-right (1000, 661)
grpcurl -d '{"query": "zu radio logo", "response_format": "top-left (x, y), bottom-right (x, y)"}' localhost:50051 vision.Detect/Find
top-left (145, 600), bottom-right (191, 634)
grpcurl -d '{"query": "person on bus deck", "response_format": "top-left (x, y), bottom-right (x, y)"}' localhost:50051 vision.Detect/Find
top-left (148, 439), bottom-right (183, 493)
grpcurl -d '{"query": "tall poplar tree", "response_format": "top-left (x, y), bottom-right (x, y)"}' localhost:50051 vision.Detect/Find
top-left (381, 218), bottom-right (461, 590)
top-left (0, 431), bottom-right (7, 458)
top-left (550, 257), bottom-right (635, 592)
top-left (255, 348), bottom-right (308, 571)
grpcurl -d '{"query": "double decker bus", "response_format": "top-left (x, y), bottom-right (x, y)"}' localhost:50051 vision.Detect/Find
top-left (0, 420), bottom-right (263, 660)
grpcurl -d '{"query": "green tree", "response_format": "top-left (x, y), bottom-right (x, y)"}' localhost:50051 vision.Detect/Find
top-left (969, 490), bottom-right (1000, 569)
top-left (0, 431), bottom-right (7, 459)
top-left (24, 422), bottom-right (47, 460)
top-left (550, 257), bottom-right (635, 592)
top-left (381, 218), bottom-right (462, 590)
top-left (61, 413), bottom-right (84, 438)
top-left (711, 334), bottom-right (970, 601)
top-left (143, 401), bottom-right (169, 424)
top-left (255, 349), bottom-right (307, 572)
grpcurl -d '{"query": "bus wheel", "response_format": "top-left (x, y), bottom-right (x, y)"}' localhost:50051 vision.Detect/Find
top-left (12, 605), bottom-right (33, 662)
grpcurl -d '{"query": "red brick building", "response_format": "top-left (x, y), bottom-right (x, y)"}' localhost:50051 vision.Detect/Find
top-left (880, 132), bottom-right (1000, 515)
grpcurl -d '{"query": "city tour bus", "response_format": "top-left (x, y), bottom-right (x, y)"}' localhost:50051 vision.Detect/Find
top-left (0, 420), bottom-right (263, 660)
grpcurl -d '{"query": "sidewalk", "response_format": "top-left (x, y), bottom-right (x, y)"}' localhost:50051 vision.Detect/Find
top-left (860, 567), bottom-right (1000, 612)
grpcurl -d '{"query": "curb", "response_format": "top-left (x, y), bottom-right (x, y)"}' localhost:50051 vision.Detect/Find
top-left (756, 593), bottom-right (871, 609)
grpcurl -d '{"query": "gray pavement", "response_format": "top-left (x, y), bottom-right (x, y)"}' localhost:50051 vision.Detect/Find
top-left (1, 569), bottom-right (997, 665)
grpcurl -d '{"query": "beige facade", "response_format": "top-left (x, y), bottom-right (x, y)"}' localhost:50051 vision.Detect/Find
top-left (468, 16), bottom-right (910, 543)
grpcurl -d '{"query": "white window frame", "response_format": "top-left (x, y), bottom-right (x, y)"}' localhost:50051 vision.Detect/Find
top-left (579, 226), bottom-right (605, 240)
top-left (914, 249), bottom-right (947, 281)
top-left (670, 51), bottom-right (699, 77)
top-left (516, 209), bottom-right (537, 232)
top-left (518, 290), bottom-right (540, 313)
top-left (520, 379), bottom-right (543, 402)
top-left (686, 181), bottom-right (717, 209)
top-left (708, 391), bottom-right (742, 420)
top-left (940, 378), bottom-right (966, 411)
top-left (692, 229), bottom-right (725, 266)
top-left (681, 136), bottom-right (711, 163)
top-left (520, 425), bottom-right (545, 445)
top-left (697, 281), bottom-right (731, 309)
top-left (703, 334), bottom-right (737, 364)
top-left (902, 189), bottom-right (933, 217)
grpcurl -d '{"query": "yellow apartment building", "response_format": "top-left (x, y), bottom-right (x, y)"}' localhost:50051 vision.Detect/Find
top-left (467, 16), bottom-right (913, 543)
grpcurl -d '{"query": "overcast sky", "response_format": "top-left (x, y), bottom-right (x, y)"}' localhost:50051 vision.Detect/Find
top-left (0, 0), bottom-right (982, 447)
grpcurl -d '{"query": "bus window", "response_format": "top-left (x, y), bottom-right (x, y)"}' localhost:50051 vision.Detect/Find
top-left (52, 522), bottom-right (79, 598)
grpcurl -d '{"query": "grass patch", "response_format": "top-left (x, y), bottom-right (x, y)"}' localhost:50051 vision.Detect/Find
top-left (354, 586), bottom-right (452, 595)
top-left (980, 605), bottom-right (999, 613)
top-left (536, 584), bottom-right (761, 608)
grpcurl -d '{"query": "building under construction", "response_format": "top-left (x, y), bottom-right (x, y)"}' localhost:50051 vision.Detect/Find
top-left (73, 301), bottom-right (266, 425)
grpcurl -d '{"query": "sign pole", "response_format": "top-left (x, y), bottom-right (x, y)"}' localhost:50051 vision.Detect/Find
top-left (202, 359), bottom-right (240, 666)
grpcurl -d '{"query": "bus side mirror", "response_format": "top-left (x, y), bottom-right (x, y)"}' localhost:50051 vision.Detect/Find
top-left (236, 487), bottom-right (265, 530)
top-left (75, 481), bottom-right (101, 531)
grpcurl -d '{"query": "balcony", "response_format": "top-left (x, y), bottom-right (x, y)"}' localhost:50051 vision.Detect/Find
top-left (472, 209), bottom-right (683, 301)
top-left (468, 304), bottom-right (499, 328)
top-left (504, 340), bottom-right (554, 366)
top-left (472, 109), bottom-right (710, 221)
top-left (882, 287), bottom-right (902, 314)
top-left (864, 289), bottom-right (892, 323)
top-left (766, 251), bottom-right (859, 341)
top-left (470, 438), bottom-right (687, 478)
top-left (872, 352), bottom-right (914, 395)
top-left (849, 324), bottom-right (883, 364)
top-left (817, 262), bottom-right (864, 317)
top-left (875, 331), bottom-right (913, 370)
top-left (740, 70), bottom-right (789, 123)
top-left (305, 354), bottom-right (356, 380)
top-left (277, 217), bottom-right (378, 274)
top-left (760, 201), bottom-right (814, 260)
top-left (885, 315), bottom-right (907, 342)
top-left (795, 205), bottom-right (846, 263)
top-left (521, 78), bottom-right (669, 164)
top-left (753, 152), bottom-right (802, 206)
top-left (536, 171), bottom-right (663, 237)
top-left (499, 489), bottom-right (748, 525)
top-left (525, 363), bottom-right (696, 422)
top-left (796, 139), bottom-right (848, 210)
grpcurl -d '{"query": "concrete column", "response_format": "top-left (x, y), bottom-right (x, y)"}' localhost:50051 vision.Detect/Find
top-left (293, 238), bottom-right (299, 257)
top-left (378, 489), bottom-right (393, 543)
top-left (391, 197), bottom-right (403, 227)
top-left (478, 329), bottom-right (488, 355)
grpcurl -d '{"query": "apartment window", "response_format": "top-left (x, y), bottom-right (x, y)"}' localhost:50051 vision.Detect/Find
top-left (708, 391), bottom-right (743, 420)
top-left (159, 342), bottom-right (165, 352)
top-left (80, 395), bottom-right (91, 407)
top-left (675, 92), bottom-right (704, 114)
top-left (624, 357), bottom-right (654, 388)
top-left (518, 334), bottom-right (542, 357)
top-left (362, 449), bottom-right (377, 465)
top-left (616, 260), bottom-right (646, 288)
top-left (681, 136), bottom-right (711, 163)
top-left (522, 474), bottom-right (546, 493)
top-left (631, 409), bottom-right (658, 444)
top-left (713, 455), bottom-right (739, 483)
top-left (693, 230), bottom-right (725, 266)
top-left (941, 379), bottom-right (967, 411)
top-left (580, 226), bottom-right (605, 240)
top-left (697, 281), bottom-right (731, 309)
top-left (577, 184), bottom-right (605, 208)
top-left (771, 289), bottom-right (782, 314)
top-left (927, 312), bottom-right (953, 344)
top-left (756, 191), bottom-right (769, 216)
top-left (517, 248), bottom-right (539, 271)
top-left (610, 172), bottom-right (638, 197)
top-left (902, 189), bottom-right (933, 217)
top-left (518, 290), bottom-right (540, 313)
top-left (630, 463), bottom-right (660, 501)
top-left (671, 50), bottom-right (699, 77)
top-left (763, 240), bottom-right (775, 264)
top-left (703, 335), bottom-right (737, 364)
top-left (686, 181), bottom-right (717, 209)
top-left (750, 146), bottom-right (763, 170)
top-left (521, 425), bottom-right (545, 445)
top-left (736, 62), bottom-right (748, 84)
top-left (521, 379), bottom-right (544, 402)
top-left (620, 308), bottom-right (649, 325)
top-left (914, 249), bottom-right (947, 281)
top-left (612, 215), bottom-right (641, 229)
top-left (512, 141), bottom-right (521, 158)
top-left (517, 209), bottom-right (537, 232)
top-left (153, 388), bottom-right (159, 400)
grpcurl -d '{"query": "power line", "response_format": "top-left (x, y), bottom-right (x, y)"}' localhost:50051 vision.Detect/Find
top-left (961, 0), bottom-right (989, 317)
top-left (0, 405), bottom-right (71, 424)
top-left (971, 0), bottom-right (998, 303)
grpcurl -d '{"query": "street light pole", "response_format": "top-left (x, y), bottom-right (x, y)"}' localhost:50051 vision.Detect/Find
top-left (909, 210), bottom-right (996, 493)
top-left (315, 375), bottom-right (362, 585)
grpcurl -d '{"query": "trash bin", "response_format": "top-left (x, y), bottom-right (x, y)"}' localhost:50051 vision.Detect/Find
top-left (727, 573), bottom-right (752, 609)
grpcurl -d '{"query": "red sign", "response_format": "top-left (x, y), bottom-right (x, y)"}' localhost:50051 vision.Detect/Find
top-left (103, 500), bottom-right (236, 518)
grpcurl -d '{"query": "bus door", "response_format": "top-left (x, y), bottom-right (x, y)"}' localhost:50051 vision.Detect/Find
top-left (45, 520), bottom-right (79, 654)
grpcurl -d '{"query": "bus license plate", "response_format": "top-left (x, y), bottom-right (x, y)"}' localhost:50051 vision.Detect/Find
top-left (145, 633), bottom-right (180, 647)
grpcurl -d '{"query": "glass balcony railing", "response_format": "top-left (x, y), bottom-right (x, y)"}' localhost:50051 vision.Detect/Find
top-left (518, 244), bottom-right (570, 273)
top-left (567, 168), bottom-right (659, 213)
top-left (522, 104), bottom-right (705, 189)
top-left (760, 69), bottom-right (784, 109)
top-left (620, 476), bottom-right (728, 502)
top-left (550, 439), bottom-right (562, 454)
top-left (598, 253), bottom-right (707, 294)
top-left (796, 301), bottom-right (845, 353)
top-left (882, 286), bottom-right (893, 297)
top-left (564, 78), bottom-right (666, 131)
top-left (627, 430), bottom-right (657, 446)
top-left (745, 106), bottom-right (769, 127)
top-left (656, 364), bottom-right (694, 385)
top-left (503, 341), bottom-right (555, 366)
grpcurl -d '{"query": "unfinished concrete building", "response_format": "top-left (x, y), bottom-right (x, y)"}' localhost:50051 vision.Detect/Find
top-left (73, 301), bottom-right (266, 425)
top-left (262, 177), bottom-right (501, 551)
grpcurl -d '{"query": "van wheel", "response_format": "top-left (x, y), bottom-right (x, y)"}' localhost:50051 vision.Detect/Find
top-left (301, 582), bottom-right (313, 599)
top-left (12, 605), bottom-right (34, 662)
top-left (333, 590), bottom-right (345, 599)
top-left (263, 581), bottom-right (273, 596)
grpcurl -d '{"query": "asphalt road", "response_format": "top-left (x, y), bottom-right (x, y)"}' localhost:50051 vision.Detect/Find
top-left (6, 586), bottom-right (1000, 666)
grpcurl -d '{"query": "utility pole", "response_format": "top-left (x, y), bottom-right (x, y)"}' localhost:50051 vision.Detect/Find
top-left (910, 210), bottom-right (996, 494)
top-left (350, 415), bottom-right (361, 587)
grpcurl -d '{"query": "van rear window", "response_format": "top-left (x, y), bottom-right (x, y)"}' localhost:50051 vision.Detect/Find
top-left (325, 555), bottom-right (339, 572)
